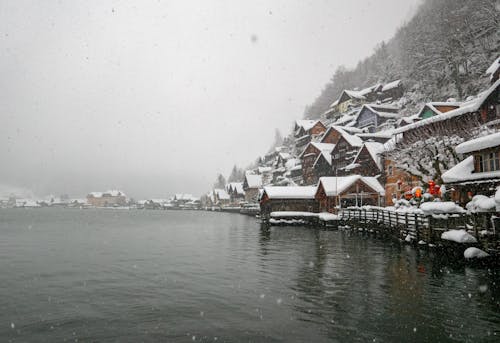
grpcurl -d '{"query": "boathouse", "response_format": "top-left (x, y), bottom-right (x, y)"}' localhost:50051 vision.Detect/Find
top-left (243, 173), bottom-right (263, 203)
top-left (260, 186), bottom-right (318, 219)
top-left (315, 176), bottom-right (385, 213)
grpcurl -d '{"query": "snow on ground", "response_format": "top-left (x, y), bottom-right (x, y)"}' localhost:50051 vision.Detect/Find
top-left (466, 195), bottom-right (496, 212)
top-left (419, 202), bottom-right (465, 214)
top-left (464, 247), bottom-right (489, 259)
top-left (270, 211), bottom-right (318, 218)
top-left (318, 212), bottom-right (339, 221)
top-left (441, 229), bottom-right (477, 243)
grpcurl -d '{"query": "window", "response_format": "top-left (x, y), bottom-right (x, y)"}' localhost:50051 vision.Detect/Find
top-left (388, 165), bottom-right (393, 176)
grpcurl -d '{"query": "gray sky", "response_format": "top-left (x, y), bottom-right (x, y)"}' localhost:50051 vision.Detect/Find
top-left (0, 0), bottom-right (420, 198)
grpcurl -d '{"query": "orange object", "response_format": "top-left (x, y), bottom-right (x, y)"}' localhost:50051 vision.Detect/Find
top-left (415, 188), bottom-right (422, 198)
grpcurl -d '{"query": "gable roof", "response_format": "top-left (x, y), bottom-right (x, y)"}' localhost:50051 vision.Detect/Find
top-left (317, 176), bottom-right (385, 196)
top-left (381, 79), bottom-right (402, 92)
top-left (455, 132), bottom-right (500, 154)
top-left (334, 126), bottom-right (364, 147)
top-left (299, 142), bottom-right (335, 158)
top-left (394, 79), bottom-right (500, 134)
top-left (313, 150), bottom-right (333, 168)
top-left (262, 186), bottom-right (317, 200)
top-left (245, 174), bottom-right (262, 188)
top-left (295, 119), bottom-right (320, 132)
top-left (352, 142), bottom-right (385, 171)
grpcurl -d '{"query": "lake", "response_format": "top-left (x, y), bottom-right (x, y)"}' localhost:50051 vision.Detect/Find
top-left (0, 209), bottom-right (498, 342)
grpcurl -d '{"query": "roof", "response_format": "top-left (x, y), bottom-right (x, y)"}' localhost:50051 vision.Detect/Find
top-left (455, 132), bottom-right (500, 154)
top-left (442, 156), bottom-right (500, 183)
top-left (353, 142), bottom-right (385, 170)
top-left (299, 142), bottom-right (335, 158)
top-left (295, 120), bottom-right (320, 131)
top-left (263, 186), bottom-right (317, 200)
top-left (394, 79), bottom-right (500, 134)
top-left (334, 126), bottom-right (363, 147)
top-left (381, 79), bottom-right (401, 92)
top-left (356, 129), bottom-right (395, 140)
top-left (313, 150), bottom-right (332, 168)
top-left (486, 56), bottom-right (500, 80)
top-left (214, 189), bottom-right (230, 200)
top-left (245, 174), bottom-right (262, 188)
top-left (318, 176), bottom-right (385, 196)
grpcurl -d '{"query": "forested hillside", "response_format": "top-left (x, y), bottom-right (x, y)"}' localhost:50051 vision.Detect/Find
top-left (304, 0), bottom-right (499, 119)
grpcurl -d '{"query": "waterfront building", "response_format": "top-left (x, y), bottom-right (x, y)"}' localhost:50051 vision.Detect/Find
top-left (86, 190), bottom-right (127, 207)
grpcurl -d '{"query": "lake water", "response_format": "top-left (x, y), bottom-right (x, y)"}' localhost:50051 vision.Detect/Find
top-left (0, 209), bottom-right (498, 342)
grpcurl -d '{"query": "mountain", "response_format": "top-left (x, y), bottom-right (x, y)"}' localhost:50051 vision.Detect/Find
top-left (304, 0), bottom-right (499, 119)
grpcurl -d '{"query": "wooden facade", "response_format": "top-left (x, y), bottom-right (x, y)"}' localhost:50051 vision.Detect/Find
top-left (259, 188), bottom-right (318, 218)
top-left (384, 159), bottom-right (421, 206)
top-left (300, 143), bottom-right (334, 185)
top-left (330, 135), bottom-right (363, 175)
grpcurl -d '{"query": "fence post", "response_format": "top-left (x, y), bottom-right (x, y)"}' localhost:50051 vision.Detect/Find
top-left (415, 214), bottom-right (419, 242)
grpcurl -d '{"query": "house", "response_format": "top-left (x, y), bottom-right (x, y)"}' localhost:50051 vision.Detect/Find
top-left (299, 142), bottom-right (335, 185)
top-left (259, 186), bottom-right (318, 219)
top-left (330, 129), bottom-right (364, 175)
top-left (394, 79), bottom-right (499, 144)
top-left (213, 189), bottom-right (231, 206)
top-left (243, 173), bottom-right (263, 203)
top-left (313, 150), bottom-right (333, 183)
top-left (380, 79), bottom-right (404, 101)
top-left (173, 194), bottom-right (195, 208)
top-left (345, 142), bottom-right (385, 176)
top-left (315, 176), bottom-right (385, 213)
top-left (352, 104), bottom-right (401, 132)
top-left (87, 190), bottom-right (127, 207)
top-left (226, 182), bottom-right (245, 204)
top-left (442, 131), bottom-right (500, 205)
top-left (294, 120), bottom-right (327, 151)
top-left (416, 102), bottom-right (461, 120)
top-left (383, 158), bottom-right (421, 206)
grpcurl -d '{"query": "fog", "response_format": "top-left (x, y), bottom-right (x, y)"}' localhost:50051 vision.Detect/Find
top-left (0, 0), bottom-right (420, 198)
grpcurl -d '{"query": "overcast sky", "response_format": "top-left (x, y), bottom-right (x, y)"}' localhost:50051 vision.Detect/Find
top-left (0, 0), bottom-right (420, 198)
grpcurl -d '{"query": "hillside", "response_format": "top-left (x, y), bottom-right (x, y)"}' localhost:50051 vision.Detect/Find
top-left (304, 0), bottom-right (499, 119)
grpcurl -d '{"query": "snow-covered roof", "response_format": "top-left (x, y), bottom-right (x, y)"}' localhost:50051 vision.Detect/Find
top-left (381, 79), bottom-right (401, 92)
top-left (245, 174), bottom-right (262, 188)
top-left (353, 142), bottom-right (385, 170)
top-left (455, 132), bottom-right (500, 154)
top-left (442, 156), bottom-right (500, 183)
top-left (258, 166), bottom-right (273, 174)
top-left (313, 150), bottom-right (332, 168)
top-left (295, 120), bottom-right (320, 132)
top-left (263, 186), bottom-right (317, 200)
top-left (278, 152), bottom-right (291, 160)
top-left (356, 129), bottom-right (395, 140)
top-left (299, 142), bottom-right (335, 158)
top-left (334, 126), bottom-right (363, 147)
top-left (394, 79), bottom-right (500, 134)
top-left (318, 176), bottom-right (385, 196)
top-left (214, 189), bottom-right (230, 200)
top-left (486, 56), bottom-right (499, 80)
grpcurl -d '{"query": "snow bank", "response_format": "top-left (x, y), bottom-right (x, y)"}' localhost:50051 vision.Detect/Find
top-left (464, 247), bottom-right (489, 259)
top-left (466, 195), bottom-right (496, 213)
top-left (441, 229), bottom-right (477, 243)
top-left (420, 201), bottom-right (465, 214)
top-left (455, 132), bottom-right (500, 154)
top-left (318, 212), bottom-right (339, 221)
top-left (270, 211), bottom-right (318, 218)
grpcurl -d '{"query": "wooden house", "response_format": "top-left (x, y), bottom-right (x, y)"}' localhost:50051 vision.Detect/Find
top-left (384, 158), bottom-right (421, 206)
top-left (380, 80), bottom-right (404, 101)
top-left (300, 142), bottom-right (335, 185)
top-left (353, 104), bottom-right (401, 132)
top-left (330, 129), bottom-right (364, 175)
top-left (315, 176), bottom-right (385, 213)
top-left (259, 186), bottom-right (318, 219)
top-left (226, 182), bottom-right (245, 204)
top-left (442, 132), bottom-right (500, 206)
top-left (345, 142), bottom-right (385, 176)
top-left (313, 151), bottom-right (333, 183)
top-left (243, 173), bottom-right (263, 203)
top-left (416, 102), bottom-right (461, 120)
top-left (394, 80), bottom-right (499, 144)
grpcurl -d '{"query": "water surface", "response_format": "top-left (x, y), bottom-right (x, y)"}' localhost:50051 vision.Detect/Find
top-left (0, 209), bottom-right (498, 342)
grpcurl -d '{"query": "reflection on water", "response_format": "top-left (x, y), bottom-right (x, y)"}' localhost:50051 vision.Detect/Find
top-left (0, 209), bottom-right (498, 342)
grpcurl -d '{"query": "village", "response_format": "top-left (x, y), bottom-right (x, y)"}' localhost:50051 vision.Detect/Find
top-left (198, 56), bottom-right (500, 261)
top-left (2, 58), bottom-right (499, 261)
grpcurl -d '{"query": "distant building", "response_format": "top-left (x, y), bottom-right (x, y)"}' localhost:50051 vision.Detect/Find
top-left (243, 173), bottom-right (262, 203)
top-left (86, 190), bottom-right (127, 207)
